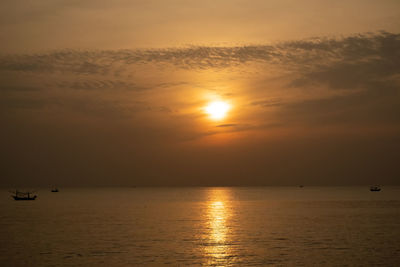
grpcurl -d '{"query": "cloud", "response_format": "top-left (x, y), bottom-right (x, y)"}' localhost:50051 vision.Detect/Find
top-left (0, 31), bottom-right (399, 134)
top-left (279, 81), bottom-right (400, 126)
top-left (216, 123), bottom-right (237, 127)
top-left (0, 32), bottom-right (396, 74)
top-left (0, 85), bottom-right (41, 92)
top-left (251, 98), bottom-right (283, 107)
top-left (56, 79), bottom-right (149, 91)
top-left (288, 32), bottom-right (400, 90)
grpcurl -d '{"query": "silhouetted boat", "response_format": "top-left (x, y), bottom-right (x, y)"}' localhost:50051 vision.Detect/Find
top-left (51, 188), bottom-right (59, 192)
top-left (10, 190), bottom-right (37, 200)
top-left (370, 186), bottom-right (381, 192)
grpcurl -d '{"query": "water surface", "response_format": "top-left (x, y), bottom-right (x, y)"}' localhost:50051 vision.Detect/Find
top-left (1, 187), bottom-right (399, 266)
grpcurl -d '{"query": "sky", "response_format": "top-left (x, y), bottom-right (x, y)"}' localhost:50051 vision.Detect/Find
top-left (1, 0), bottom-right (400, 186)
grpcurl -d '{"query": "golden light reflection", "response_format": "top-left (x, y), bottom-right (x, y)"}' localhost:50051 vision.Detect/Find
top-left (209, 201), bottom-right (226, 243)
top-left (204, 188), bottom-right (233, 265)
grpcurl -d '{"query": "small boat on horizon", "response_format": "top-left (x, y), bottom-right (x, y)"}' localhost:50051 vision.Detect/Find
top-left (370, 186), bottom-right (381, 192)
top-left (51, 188), bottom-right (59, 192)
top-left (10, 190), bottom-right (37, 200)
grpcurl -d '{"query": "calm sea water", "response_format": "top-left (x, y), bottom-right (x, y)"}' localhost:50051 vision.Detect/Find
top-left (1, 187), bottom-right (399, 266)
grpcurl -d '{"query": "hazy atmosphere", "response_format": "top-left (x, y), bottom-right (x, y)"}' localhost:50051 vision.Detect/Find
top-left (1, 0), bottom-right (400, 186)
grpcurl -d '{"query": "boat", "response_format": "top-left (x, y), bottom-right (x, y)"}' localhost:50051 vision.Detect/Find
top-left (370, 186), bottom-right (381, 192)
top-left (51, 188), bottom-right (59, 192)
top-left (10, 190), bottom-right (37, 200)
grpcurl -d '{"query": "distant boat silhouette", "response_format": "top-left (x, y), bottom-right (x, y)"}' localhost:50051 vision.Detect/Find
top-left (299, 185), bottom-right (304, 188)
top-left (10, 190), bottom-right (37, 200)
top-left (51, 188), bottom-right (59, 192)
top-left (370, 186), bottom-right (381, 192)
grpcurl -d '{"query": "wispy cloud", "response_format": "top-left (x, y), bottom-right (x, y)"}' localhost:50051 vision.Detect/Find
top-left (56, 79), bottom-right (149, 91)
top-left (251, 98), bottom-right (283, 107)
top-left (216, 123), bottom-right (237, 127)
top-left (1, 32), bottom-right (398, 74)
top-left (0, 31), bottom-right (399, 134)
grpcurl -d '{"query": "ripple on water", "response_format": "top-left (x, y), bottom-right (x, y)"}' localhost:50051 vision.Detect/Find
top-left (1, 187), bottom-right (400, 266)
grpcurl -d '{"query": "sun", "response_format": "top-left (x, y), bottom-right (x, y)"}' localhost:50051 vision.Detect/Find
top-left (205, 101), bottom-right (231, 120)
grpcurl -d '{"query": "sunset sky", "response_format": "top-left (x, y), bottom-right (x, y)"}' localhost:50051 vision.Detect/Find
top-left (1, 0), bottom-right (399, 186)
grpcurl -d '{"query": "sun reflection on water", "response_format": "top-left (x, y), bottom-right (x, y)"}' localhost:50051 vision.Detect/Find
top-left (210, 201), bottom-right (226, 243)
top-left (205, 188), bottom-right (234, 265)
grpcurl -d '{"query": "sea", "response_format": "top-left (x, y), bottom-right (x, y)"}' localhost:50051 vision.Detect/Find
top-left (1, 187), bottom-right (399, 266)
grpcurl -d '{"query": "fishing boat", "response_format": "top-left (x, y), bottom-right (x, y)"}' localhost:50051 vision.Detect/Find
top-left (370, 186), bottom-right (381, 192)
top-left (51, 188), bottom-right (59, 192)
top-left (10, 190), bottom-right (37, 200)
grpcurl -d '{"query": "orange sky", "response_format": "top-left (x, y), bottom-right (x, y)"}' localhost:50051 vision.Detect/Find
top-left (1, 0), bottom-right (400, 53)
top-left (0, 1), bottom-right (400, 186)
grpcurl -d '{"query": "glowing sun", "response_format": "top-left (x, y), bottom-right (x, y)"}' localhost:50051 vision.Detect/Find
top-left (205, 101), bottom-right (231, 120)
